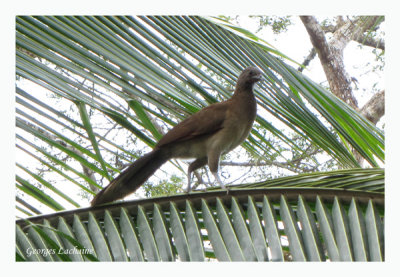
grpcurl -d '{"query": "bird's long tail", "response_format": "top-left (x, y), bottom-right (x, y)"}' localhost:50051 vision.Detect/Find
top-left (91, 148), bottom-right (170, 206)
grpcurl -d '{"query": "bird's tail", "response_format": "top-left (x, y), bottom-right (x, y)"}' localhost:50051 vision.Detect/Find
top-left (91, 148), bottom-right (170, 206)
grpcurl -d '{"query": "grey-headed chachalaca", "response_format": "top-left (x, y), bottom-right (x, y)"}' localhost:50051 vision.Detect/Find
top-left (91, 66), bottom-right (262, 206)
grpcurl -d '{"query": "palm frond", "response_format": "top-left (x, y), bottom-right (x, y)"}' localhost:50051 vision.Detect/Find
top-left (16, 169), bottom-right (384, 261)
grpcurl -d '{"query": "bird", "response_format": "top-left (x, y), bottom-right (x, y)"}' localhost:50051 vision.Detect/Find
top-left (91, 66), bottom-right (263, 206)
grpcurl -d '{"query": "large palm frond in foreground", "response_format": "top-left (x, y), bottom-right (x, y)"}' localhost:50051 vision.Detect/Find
top-left (16, 169), bottom-right (384, 261)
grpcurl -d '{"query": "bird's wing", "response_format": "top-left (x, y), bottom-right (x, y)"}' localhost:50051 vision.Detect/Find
top-left (156, 101), bottom-right (229, 147)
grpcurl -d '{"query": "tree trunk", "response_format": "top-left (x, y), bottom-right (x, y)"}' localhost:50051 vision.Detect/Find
top-left (300, 16), bottom-right (385, 166)
top-left (360, 90), bottom-right (385, 125)
top-left (300, 16), bottom-right (358, 109)
top-left (300, 16), bottom-right (384, 122)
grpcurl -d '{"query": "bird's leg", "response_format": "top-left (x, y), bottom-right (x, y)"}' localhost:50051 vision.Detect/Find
top-left (212, 171), bottom-right (225, 189)
top-left (212, 172), bottom-right (229, 194)
top-left (186, 157), bottom-right (208, 193)
top-left (186, 171), bottom-right (192, 193)
top-left (208, 152), bottom-right (229, 193)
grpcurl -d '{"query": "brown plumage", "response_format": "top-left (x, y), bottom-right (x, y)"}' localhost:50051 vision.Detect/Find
top-left (91, 66), bottom-right (262, 206)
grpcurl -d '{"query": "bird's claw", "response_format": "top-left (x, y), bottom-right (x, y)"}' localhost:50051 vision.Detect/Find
top-left (224, 187), bottom-right (230, 195)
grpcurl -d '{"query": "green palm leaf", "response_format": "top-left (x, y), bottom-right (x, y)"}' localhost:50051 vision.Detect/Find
top-left (16, 16), bottom-right (384, 213)
top-left (16, 169), bottom-right (384, 261)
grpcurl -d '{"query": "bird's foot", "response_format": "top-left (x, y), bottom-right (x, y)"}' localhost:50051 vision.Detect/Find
top-left (224, 186), bottom-right (230, 195)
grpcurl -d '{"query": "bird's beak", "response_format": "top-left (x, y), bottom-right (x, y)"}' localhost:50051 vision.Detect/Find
top-left (254, 73), bottom-right (262, 82)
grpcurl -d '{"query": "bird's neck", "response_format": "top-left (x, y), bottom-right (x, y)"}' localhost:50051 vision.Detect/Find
top-left (232, 82), bottom-right (255, 99)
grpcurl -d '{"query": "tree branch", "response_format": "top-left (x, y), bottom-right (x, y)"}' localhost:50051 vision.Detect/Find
top-left (301, 16), bottom-right (384, 166)
top-left (321, 24), bottom-right (338, 33)
top-left (298, 48), bottom-right (317, 72)
top-left (321, 17), bottom-right (384, 50)
top-left (353, 34), bottom-right (385, 50)
top-left (220, 147), bottom-right (322, 173)
top-left (360, 90), bottom-right (385, 124)
top-left (300, 16), bottom-right (358, 109)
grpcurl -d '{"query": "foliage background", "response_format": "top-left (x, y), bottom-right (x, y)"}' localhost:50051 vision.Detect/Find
top-left (15, 16), bottom-right (383, 217)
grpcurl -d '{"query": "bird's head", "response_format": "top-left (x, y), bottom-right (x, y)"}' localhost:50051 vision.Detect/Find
top-left (237, 66), bottom-right (263, 87)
